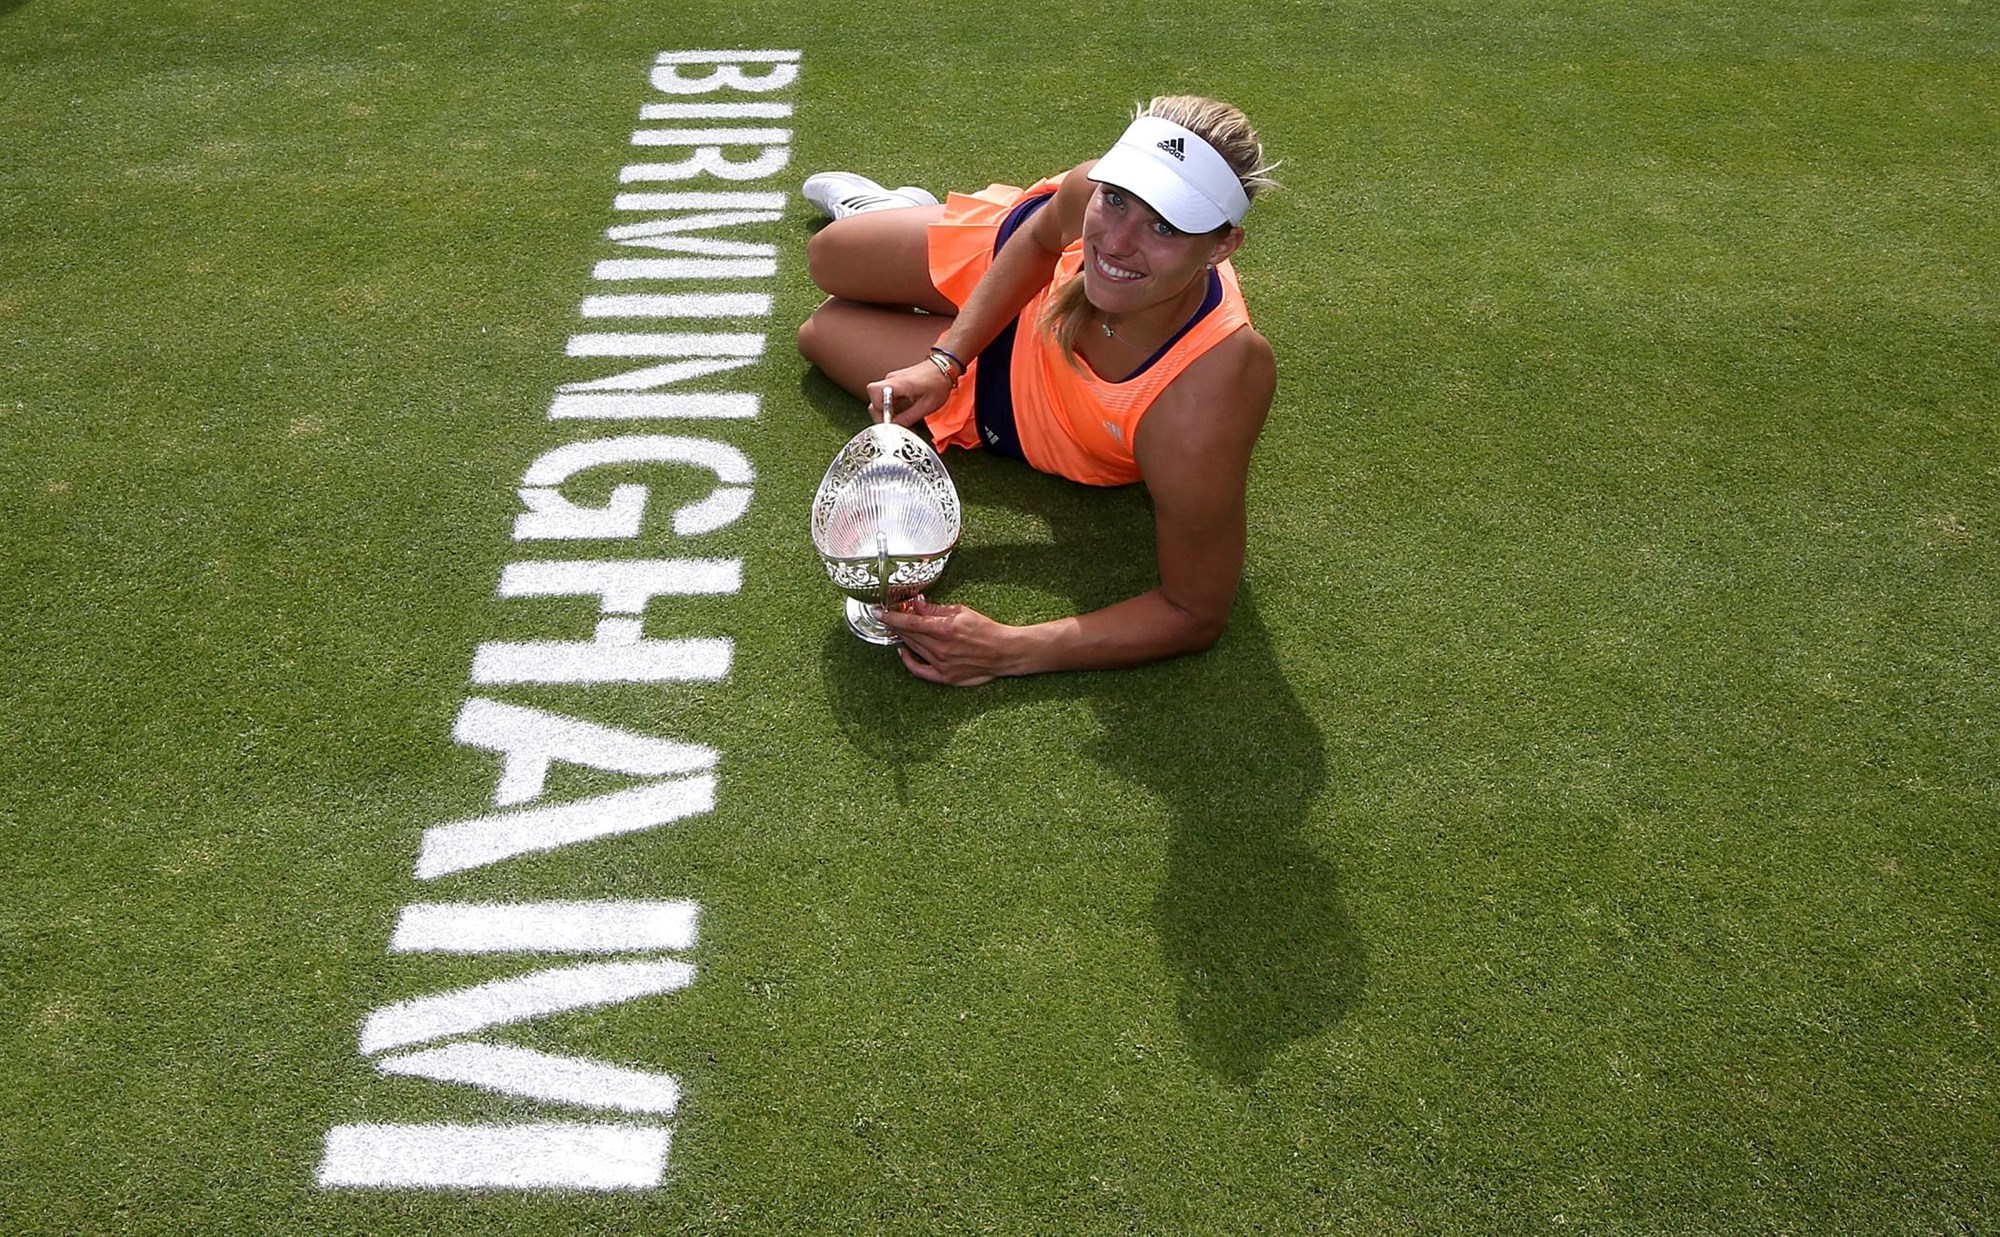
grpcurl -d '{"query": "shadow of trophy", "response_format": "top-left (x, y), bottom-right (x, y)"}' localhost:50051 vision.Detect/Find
top-left (809, 387), bottom-right (962, 645)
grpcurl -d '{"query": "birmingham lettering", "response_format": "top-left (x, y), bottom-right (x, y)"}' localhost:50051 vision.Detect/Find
top-left (317, 48), bottom-right (799, 1192)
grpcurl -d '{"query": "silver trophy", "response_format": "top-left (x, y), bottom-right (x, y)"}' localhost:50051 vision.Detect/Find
top-left (810, 388), bottom-right (962, 645)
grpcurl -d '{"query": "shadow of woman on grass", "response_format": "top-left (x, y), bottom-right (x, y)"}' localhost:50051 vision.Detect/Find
top-left (812, 378), bottom-right (1364, 1083)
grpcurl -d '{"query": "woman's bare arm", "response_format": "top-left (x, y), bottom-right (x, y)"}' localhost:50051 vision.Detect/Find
top-left (878, 327), bottom-right (1277, 684)
top-left (871, 163), bottom-right (1099, 424)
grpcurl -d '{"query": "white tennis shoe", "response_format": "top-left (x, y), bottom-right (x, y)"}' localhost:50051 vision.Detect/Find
top-left (802, 172), bottom-right (939, 220)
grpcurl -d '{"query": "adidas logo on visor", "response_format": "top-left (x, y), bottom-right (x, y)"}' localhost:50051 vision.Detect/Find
top-left (1156, 137), bottom-right (1186, 161)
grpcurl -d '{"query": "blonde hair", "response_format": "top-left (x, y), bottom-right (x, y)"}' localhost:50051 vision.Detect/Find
top-left (1042, 96), bottom-right (1278, 365)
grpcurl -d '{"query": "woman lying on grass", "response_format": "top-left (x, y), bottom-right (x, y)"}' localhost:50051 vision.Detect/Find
top-left (796, 95), bottom-right (1278, 686)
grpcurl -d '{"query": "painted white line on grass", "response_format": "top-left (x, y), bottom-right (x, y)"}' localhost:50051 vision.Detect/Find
top-left (549, 392), bottom-right (759, 420)
top-left (559, 356), bottom-right (761, 392)
top-left (611, 191), bottom-right (787, 210)
top-left (513, 478), bottom-right (650, 540)
top-left (416, 775), bottom-right (717, 878)
top-left (378, 1043), bottom-right (682, 1115)
top-left (620, 162), bottom-right (772, 184)
top-left (568, 331), bottom-right (766, 357)
top-left (453, 696), bottom-right (717, 806)
top-left (514, 435), bottom-right (753, 541)
top-left (323, 45), bottom-right (798, 1193)
top-left (607, 213), bottom-right (781, 255)
top-left (360, 959), bottom-right (697, 1054)
top-left (470, 636), bottom-right (734, 686)
top-left (593, 257), bottom-right (776, 280)
top-left (651, 51), bottom-right (798, 98)
top-left (621, 161), bottom-right (786, 184)
top-left (580, 293), bottom-right (773, 318)
top-left (655, 49), bottom-right (799, 63)
top-left (639, 102), bottom-right (791, 120)
top-left (499, 559), bottom-right (742, 609)
top-left (674, 485), bottom-right (755, 537)
top-left (319, 1123), bottom-right (670, 1190)
top-left (522, 435), bottom-right (752, 486)
top-left (392, 902), bottom-right (700, 954)
top-left (632, 127), bottom-right (791, 146)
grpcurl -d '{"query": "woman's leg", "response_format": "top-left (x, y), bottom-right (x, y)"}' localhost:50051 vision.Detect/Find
top-left (796, 298), bottom-right (952, 401)
top-left (804, 204), bottom-right (955, 314)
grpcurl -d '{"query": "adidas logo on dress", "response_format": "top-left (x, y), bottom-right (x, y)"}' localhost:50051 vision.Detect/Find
top-left (1156, 137), bottom-right (1186, 161)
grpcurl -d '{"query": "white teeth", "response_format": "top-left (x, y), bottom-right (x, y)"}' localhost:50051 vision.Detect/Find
top-left (1093, 254), bottom-right (1143, 281)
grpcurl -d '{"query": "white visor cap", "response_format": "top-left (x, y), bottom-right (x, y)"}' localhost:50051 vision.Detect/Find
top-left (1086, 115), bottom-right (1252, 233)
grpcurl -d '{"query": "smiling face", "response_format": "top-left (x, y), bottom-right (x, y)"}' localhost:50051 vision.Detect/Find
top-left (1080, 184), bottom-right (1244, 317)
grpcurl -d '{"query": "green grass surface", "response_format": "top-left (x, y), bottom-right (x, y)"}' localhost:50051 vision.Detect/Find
top-left (3, 0), bottom-right (1996, 1233)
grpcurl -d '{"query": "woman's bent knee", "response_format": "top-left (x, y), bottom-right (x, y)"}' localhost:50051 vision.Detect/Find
top-left (802, 207), bottom-right (948, 309)
top-left (796, 308), bottom-right (827, 364)
top-left (804, 220), bottom-right (883, 297)
top-left (804, 228), bottom-right (842, 295)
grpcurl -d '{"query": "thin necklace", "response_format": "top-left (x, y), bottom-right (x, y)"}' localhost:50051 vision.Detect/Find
top-left (1098, 317), bottom-right (1144, 346)
top-left (1096, 272), bottom-right (1209, 350)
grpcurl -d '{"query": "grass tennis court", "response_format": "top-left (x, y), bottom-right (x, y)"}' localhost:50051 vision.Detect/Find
top-left (3, 0), bottom-right (1995, 1232)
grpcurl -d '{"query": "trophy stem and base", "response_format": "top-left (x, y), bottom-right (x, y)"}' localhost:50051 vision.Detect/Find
top-left (845, 597), bottom-right (903, 646)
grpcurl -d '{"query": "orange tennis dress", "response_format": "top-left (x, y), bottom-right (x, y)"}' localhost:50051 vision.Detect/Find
top-left (924, 177), bottom-right (1253, 487)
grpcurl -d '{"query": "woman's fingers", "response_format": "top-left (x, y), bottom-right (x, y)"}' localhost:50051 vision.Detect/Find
top-left (875, 599), bottom-right (950, 647)
top-left (896, 644), bottom-right (951, 684)
top-left (867, 363), bottom-right (951, 424)
top-left (874, 600), bottom-right (1002, 687)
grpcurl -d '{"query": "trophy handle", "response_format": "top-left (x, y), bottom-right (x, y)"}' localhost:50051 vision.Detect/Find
top-left (875, 530), bottom-right (891, 613)
top-left (876, 386), bottom-right (894, 619)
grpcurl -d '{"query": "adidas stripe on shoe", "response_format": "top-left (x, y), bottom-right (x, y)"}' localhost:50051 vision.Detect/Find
top-left (802, 172), bottom-right (940, 220)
